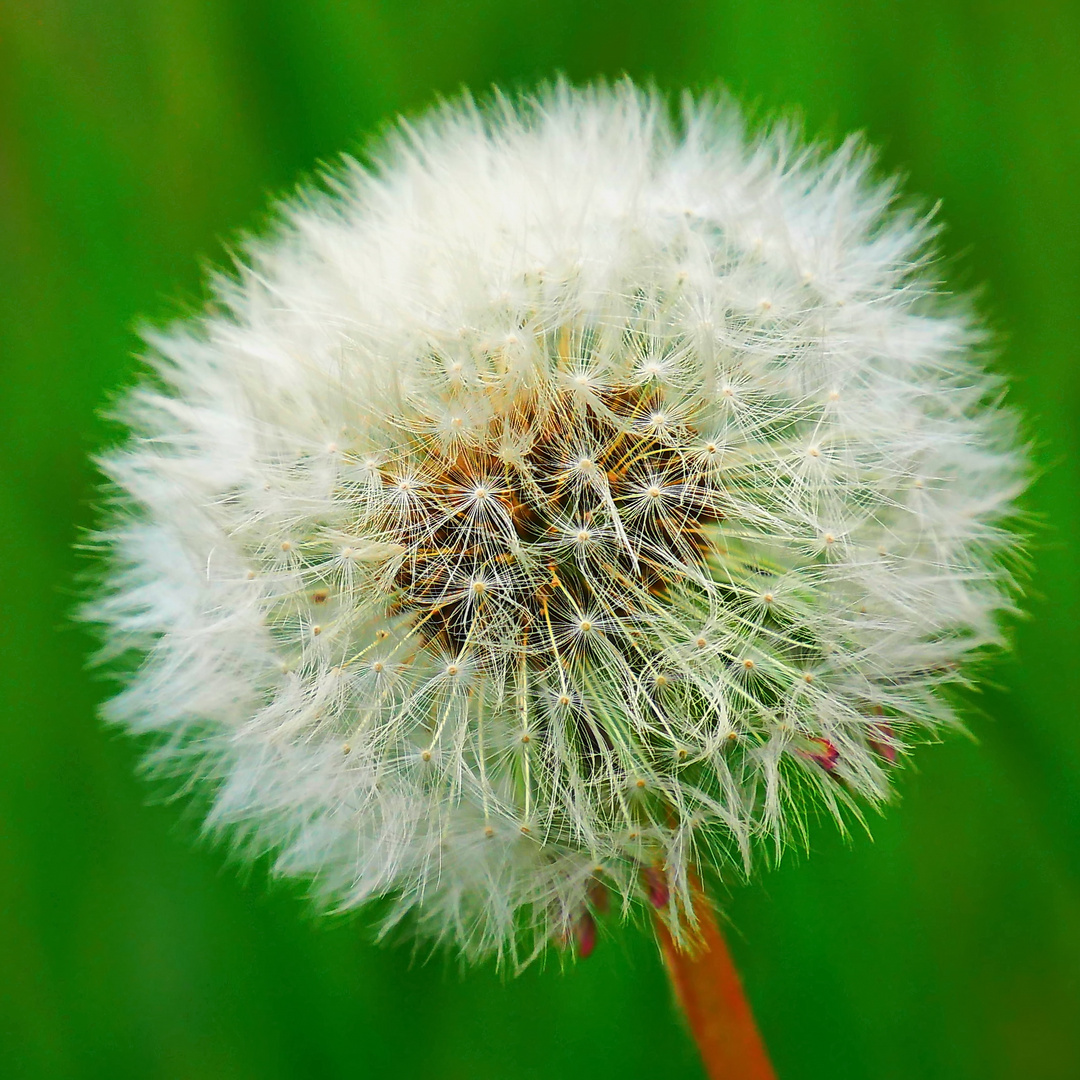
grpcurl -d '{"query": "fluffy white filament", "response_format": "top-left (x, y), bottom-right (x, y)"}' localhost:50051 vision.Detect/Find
top-left (86, 81), bottom-right (1025, 966)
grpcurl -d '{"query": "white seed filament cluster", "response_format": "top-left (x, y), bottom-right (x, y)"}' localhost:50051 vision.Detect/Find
top-left (88, 82), bottom-right (1024, 966)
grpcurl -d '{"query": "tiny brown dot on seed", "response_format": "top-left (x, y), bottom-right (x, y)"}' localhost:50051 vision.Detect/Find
top-left (743, 658), bottom-right (755, 669)
top-left (521, 733), bottom-right (531, 744)
top-left (635, 779), bottom-right (646, 789)
top-left (484, 826), bottom-right (495, 838)
top-left (311, 589), bottom-right (330, 604)
top-left (280, 541), bottom-right (292, 552)
top-left (762, 593), bottom-right (774, 603)
top-left (312, 625), bottom-right (322, 636)
top-left (421, 750), bottom-right (431, 762)
top-left (520, 825), bottom-right (531, 835)
top-left (342, 744), bottom-right (351, 755)
top-left (246, 570), bottom-right (256, 580)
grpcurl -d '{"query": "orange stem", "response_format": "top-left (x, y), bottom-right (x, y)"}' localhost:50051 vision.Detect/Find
top-left (653, 878), bottom-right (776, 1080)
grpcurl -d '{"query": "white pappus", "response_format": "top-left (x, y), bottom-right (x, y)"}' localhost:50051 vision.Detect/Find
top-left (85, 80), bottom-right (1026, 967)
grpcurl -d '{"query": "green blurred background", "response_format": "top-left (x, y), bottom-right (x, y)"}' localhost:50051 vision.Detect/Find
top-left (2, 2), bottom-right (1078, 1078)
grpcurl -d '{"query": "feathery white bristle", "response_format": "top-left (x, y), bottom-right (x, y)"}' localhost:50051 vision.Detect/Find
top-left (85, 80), bottom-right (1025, 967)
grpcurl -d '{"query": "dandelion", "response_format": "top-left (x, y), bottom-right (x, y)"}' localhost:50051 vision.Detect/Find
top-left (85, 79), bottom-right (1024, 1041)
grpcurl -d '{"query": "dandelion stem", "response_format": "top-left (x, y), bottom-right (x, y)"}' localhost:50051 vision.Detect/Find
top-left (654, 876), bottom-right (776, 1080)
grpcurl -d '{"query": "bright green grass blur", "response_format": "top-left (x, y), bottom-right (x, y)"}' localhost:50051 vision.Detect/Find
top-left (2, 3), bottom-right (1078, 1078)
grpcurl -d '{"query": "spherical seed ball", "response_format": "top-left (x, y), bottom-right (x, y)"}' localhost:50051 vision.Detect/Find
top-left (86, 81), bottom-right (1025, 966)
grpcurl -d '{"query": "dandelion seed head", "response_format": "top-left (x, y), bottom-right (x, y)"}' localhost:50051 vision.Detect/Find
top-left (85, 80), bottom-right (1025, 968)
